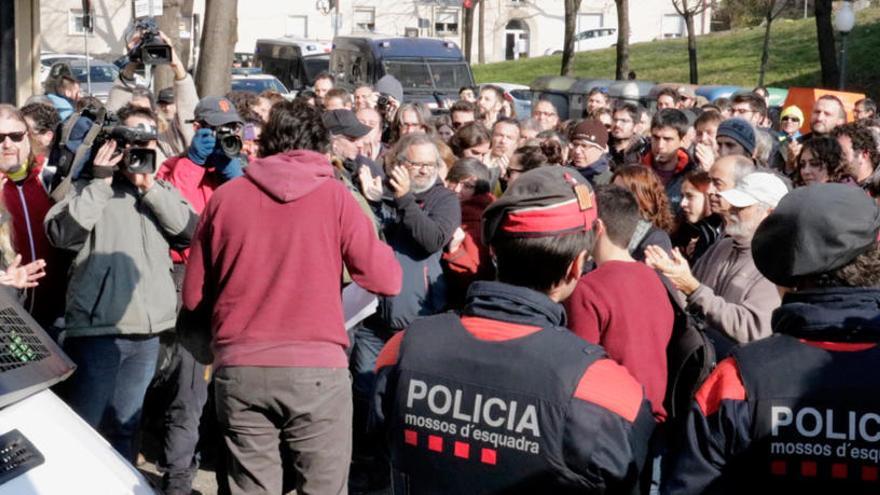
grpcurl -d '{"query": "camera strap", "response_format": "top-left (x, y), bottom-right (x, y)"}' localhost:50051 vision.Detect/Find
top-left (50, 107), bottom-right (107, 203)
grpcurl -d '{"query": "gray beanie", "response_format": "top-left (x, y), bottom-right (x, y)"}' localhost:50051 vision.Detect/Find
top-left (375, 75), bottom-right (404, 104)
top-left (716, 118), bottom-right (757, 156)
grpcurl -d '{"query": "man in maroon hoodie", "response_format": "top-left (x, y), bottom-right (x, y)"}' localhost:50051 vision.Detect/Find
top-left (183, 100), bottom-right (402, 495)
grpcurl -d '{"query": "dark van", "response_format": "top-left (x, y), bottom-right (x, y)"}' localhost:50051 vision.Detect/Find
top-left (254, 38), bottom-right (331, 94)
top-left (330, 35), bottom-right (474, 108)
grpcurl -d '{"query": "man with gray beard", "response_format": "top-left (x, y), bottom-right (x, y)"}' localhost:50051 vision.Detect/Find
top-left (646, 172), bottom-right (788, 358)
top-left (352, 132), bottom-right (461, 491)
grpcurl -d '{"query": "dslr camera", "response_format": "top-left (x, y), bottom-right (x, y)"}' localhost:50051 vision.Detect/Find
top-left (213, 125), bottom-right (243, 157)
top-left (129, 17), bottom-right (171, 65)
top-left (91, 112), bottom-right (159, 175)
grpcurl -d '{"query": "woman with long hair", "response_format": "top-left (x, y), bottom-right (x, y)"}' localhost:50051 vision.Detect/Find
top-left (612, 164), bottom-right (675, 261)
top-left (671, 169), bottom-right (724, 264)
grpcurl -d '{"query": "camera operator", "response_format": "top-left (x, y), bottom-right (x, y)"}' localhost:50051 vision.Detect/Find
top-left (147, 95), bottom-right (243, 493)
top-left (108, 24), bottom-right (197, 164)
top-left (44, 103), bottom-right (197, 463)
top-left (374, 75), bottom-right (403, 144)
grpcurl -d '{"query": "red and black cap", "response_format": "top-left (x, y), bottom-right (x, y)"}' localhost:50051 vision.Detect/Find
top-left (482, 166), bottom-right (598, 245)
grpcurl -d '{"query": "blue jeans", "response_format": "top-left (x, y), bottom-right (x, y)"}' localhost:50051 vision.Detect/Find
top-left (61, 334), bottom-right (161, 462)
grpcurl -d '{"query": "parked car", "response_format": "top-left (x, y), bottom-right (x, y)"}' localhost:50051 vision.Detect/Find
top-left (546, 27), bottom-right (617, 55)
top-left (482, 82), bottom-right (532, 119)
top-left (67, 60), bottom-right (120, 103)
top-left (230, 74), bottom-right (290, 95)
top-left (40, 53), bottom-right (89, 83)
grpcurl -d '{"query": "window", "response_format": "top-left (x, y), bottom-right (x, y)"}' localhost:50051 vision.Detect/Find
top-left (662, 14), bottom-right (684, 38)
top-left (68, 9), bottom-right (93, 36)
top-left (286, 15), bottom-right (308, 38)
top-left (435, 10), bottom-right (459, 36)
top-left (354, 8), bottom-right (375, 32)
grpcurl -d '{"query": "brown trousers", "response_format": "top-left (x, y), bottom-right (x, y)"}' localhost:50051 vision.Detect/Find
top-left (214, 366), bottom-right (352, 495)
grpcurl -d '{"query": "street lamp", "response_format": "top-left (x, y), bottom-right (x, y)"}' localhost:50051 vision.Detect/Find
top-left (834, 1), bottom-right (856, 90)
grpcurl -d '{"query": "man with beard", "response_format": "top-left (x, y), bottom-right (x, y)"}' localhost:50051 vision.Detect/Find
top-left (833, 121), bottom-right (879, 187)
top-left (781, 95), bottom-right (847, 174)
top-left (646, 172), bottom-right (787, 358)
top-left (609, 102), bottom-right (649, 168)
top-left (352, 132), bottom-right (461, 491)
top-left (707, 155), bottom-right (756, 224)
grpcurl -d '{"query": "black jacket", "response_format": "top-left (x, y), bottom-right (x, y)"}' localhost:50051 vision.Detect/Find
top-left (664, 288), bottom-right (880, 494)
top-left (375, 281), bottom-right (656, 494)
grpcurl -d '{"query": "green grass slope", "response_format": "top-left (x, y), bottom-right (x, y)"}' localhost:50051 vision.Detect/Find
top-left (473, 6), bottom-right (880, 98)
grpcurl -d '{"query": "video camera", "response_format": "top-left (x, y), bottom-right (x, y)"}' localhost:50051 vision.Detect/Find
top-left (86, 109), bottom-right (158, 175)
top-left (129, 17), bottom-right (171, 65)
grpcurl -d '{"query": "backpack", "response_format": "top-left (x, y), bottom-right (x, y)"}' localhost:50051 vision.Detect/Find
top-left (662, 283), bottom-right (716, 425)
top-left (46, 105), bottom-right (108, 202)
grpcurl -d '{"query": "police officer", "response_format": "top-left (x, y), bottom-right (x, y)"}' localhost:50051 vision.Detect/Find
top-left (373, 167), bottom-right (655, 494)
top-left (663, 183), bottom-right (880, 494)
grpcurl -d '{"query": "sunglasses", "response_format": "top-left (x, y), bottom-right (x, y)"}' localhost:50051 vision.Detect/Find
top-left (781, 116), bottom-right (800, 123)
top-left (0, 132), bottom-right (26, 143)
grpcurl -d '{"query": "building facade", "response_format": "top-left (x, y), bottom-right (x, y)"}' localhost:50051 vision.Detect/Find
top-left (40, 0), bottom-right (710, 65)
top-left (236, 0), bottom-right (711, 63)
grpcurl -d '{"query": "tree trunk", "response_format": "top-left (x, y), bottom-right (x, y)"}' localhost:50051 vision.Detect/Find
top-left (154, 0), bottom-right (182, 92)
top-left (758, 14), bottom-right (773, 86)
top-left (179, 0), bottom-right (195, 70)
top-left (814, 0), bottom-right (839, 88)
top-left (196, 0), bottom-right (237, 97)
top-left (561, 0), bottom-right (581, 76)
top-left (685, 12), bottom-right (698, 84)
top-left (615, 0), bottom-right (630, 80)
top-left (478, 0), bottom-right (485, 64)
top-left (463, 5), bottom-right (473, 63)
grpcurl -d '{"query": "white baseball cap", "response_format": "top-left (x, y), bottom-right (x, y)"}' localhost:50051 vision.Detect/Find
top-left (718, 172), bottom-right (789, 209)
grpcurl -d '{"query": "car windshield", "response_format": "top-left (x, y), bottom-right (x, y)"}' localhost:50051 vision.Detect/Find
top-left (384, 60), bottom-right (473, 92)
top-left (71, 65), bottom-right (119, 83)
top-left (231, 78), bottom-right (288, 94)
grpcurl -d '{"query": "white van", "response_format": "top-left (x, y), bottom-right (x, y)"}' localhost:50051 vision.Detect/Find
top-left (546, 28), bottom-right (618, 55)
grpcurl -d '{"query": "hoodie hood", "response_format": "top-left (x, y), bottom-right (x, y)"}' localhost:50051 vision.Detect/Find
top-left (773, 287), bottom-right (880, 342)
top-left (245, 150), bottom-right (335, 203)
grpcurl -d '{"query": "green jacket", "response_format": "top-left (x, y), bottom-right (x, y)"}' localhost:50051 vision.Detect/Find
top-left (44, 177), bottom-right (197, 337)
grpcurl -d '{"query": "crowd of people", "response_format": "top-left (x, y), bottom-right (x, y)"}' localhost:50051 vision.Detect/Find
top-left (3, 27), bottom-right (880, 494)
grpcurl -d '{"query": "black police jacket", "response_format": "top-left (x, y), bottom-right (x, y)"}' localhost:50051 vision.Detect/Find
top-left (373, 281), bottom-right (656, 494)
top-left (663, 287), bottom-right (880, 494)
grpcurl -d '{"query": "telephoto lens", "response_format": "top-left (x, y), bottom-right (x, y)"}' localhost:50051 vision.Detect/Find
top-left (215, 127), bottom-right (243, 157)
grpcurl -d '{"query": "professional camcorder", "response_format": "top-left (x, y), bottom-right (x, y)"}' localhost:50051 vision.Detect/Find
top-left (89, 110), bottom-right (159, 175)
top-left (129, 17), bottom-right (172, 65)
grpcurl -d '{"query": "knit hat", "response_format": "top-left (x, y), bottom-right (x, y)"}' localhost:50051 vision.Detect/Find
top-left (780, 105), bottom-right (804, 123)
top-left (568, 119), bottom-right (608, 151)
top-left (482, 166), bottom-right (597, 245)
top-left (752, 183), bottom-right (880, 287)
top-left (716, 118), bottom-right (756, 156)
top-left (375, 75), bottom-right (404, 104)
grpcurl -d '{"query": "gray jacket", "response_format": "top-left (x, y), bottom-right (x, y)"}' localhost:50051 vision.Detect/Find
top-left (688, 236), bottom-right (781, 344)
top-left (44, 177), bottom-right (197, 338)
